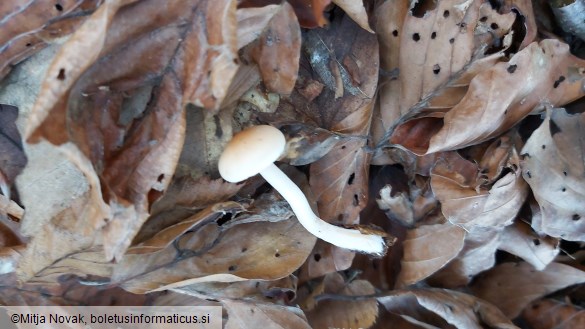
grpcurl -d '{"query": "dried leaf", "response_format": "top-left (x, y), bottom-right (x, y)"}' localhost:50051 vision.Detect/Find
top-left (303, 273), bottom-right (378, 329)
top-left (397, 223), bottom-right (466, 287)
top-left (378, 288), bottom-right (518, 329)
top-left (223, 299), bottom-right (311, 329)
top-left (521, 108), bottom-right (585, 241)
top-left (471, 262), bottom-right (585, 318)
top-left (521, 299), bottom-right (585, 329)
top-left (498, 221), bottom-right (559, 271)
top-left (332, 0), bottom-right (372, 33)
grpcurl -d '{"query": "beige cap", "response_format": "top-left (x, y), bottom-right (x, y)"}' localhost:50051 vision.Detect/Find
top-left (218, 125), bottom-right (286, 183)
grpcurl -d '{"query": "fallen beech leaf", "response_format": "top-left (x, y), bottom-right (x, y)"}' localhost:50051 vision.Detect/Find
top-left (498, 221), bottom-right (559, 271)
top-left (431, 151), bottom-right (528, 229)
top-left (378, 288), bottom-right (518, 329)
top-left (396, 223), bottom-right (466, 287)
top-left (223, 299), bottom-right (311, 329)
top-left (112, 194), bottom-right (316, 293)
top-left (332, 0), bottom-right (372, 33)
top-left (302, 273), bottom-right (378, 329)
top-left (249, 2), bottom-right (301, 94)
top-left (392, 39), bottom-right (585, 154)
top-left (521, 108), bottom-right (585, 241)
top-left (521, 299), bottom-right (585, 329)
top-left (429, 227), bottom-right (500, 288)
top-left (0, 0), bottom-right (100, 80)
top-left (471, 262), bottom-right (585, 318)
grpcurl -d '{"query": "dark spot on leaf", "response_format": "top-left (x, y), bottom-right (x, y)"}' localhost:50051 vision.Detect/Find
top-left (241, 247), bottom-right (247, 252)
top-left (553, 75), bottom-right (566, 88)
top-left (413, 33), bottom-right (421, 41)
top-left (449, 38), bottom-right (455, 44)
top-left (573, 214), bottom-right (581, 221)
top-left (274, 252), bottom-right (280, 257)
top-left (479, 16), bottom-right (488, 22)
top-left (26, 43), bottom-right (32, 47)
top-left (348, 173), bottom-right (355, 185)
top-left (564, 171), bottom-right (568, 176)
top-left (541, 145), bottom-right (545, 150)
top-left (526, 171), bottom-right (531, 178)
top-left (157, 174), bottom-right (164, 182)
top-left (507, 64), bottom-right (517, 73)
top-left (353, 194), bottom-right (359, 206)
top-left (533, 239), bottom-right (540, 246)
top-left (433, 64), bottom-right (441, 74)
top-left (431, 31), bottom-right (437, 39)
top-left (57, 68), bottom-right (66, 80)
top-left (314, 253), bottom-right (321, 262)
top-left (562, 187), bottom-right (566, 192)
top-left (55, 3), bottom-right (63, 11)
top-left (549, 119), bottom-right (562, 135)
top-left (341, 145), bottom-right (346, 149)
top-left (443, 10), bottom-right (450, 18)
top-left (392, 29), bottom-right (398, 37)
top-left (491, 23), bottom-right (499, 30)
top-left (228, 265), bottom-right (237, 271)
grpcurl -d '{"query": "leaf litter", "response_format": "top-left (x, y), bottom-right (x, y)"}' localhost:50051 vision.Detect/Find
top-left (1, 0), bottom-right (585, 327)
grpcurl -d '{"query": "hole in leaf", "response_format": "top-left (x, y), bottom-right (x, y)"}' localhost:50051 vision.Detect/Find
top-left (274, 252), bottom-right (280, 257)
top-left (392, 29), bottom-right (398, 37)
top-left (353, 194), bottom-right (359, 206)
top-left (26, 43), bottom-right (32, 47)
top-left (157, 174), bottom-right (164, 182)
top-left (348, 173), bottom-right (355, 185)
top-left (443, 10), bottom-right (450, 18)
top-left (533, 239), bottom-right (540, 246)
top-left (433, 64), bottom-right (441, 74)
top-left (228, 265), bottom-right (237, 272)
top-left (449, 38), bottom-right (455, 44)
top-left (57, 68), bottom-right (66, 80)
top-left (573, 214), bottom-right (581, 221)
top-left (241, 247), bottom-right (247, 252)
top-left (431, 31), bottom-right (437, 39)
top-left (411, 0), bottom-right (436, 18)
top-left (507, 64), bottom-right (517, 73)
top-left (491, 22), bottom-right (499, 30)
top-left (526, 171), bottom-right (531, 178)
top-left (479, 16), bottom-right (488, 22)
top-left (314, 253), bottom-right (321, 262)
top-left (553, 76), bottom-right (566, 88)
top-left (55, 3), bottom-right (63, 11)
top-left (541, 145), bottom-right (546, 150)
top-left (412, 33), bottom-right (421, 41)
top-left (562, 187), bottom-right (566, 192)
top-left (563, 171), bottom-right (568, 176)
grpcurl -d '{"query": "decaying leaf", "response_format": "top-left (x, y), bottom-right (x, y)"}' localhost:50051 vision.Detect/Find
top-left (378, 288), bottom-right (518, 329)
top-left (521, 108), bottom-right (585, 241)
top-left (396, 223), bottom-right (466, 287)
top-left (498, 221), bottom-right (559, 271)
top-left (223, 298), bottom-right (311, 329)
top-left (301, 272), bottom-right (378, 329)
top-left (521, 299), bottom-right (585, 329)
top-left (471, 262), bottom-right (585, 319)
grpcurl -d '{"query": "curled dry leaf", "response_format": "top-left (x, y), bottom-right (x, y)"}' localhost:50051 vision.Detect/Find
top-left (378, 288), bottom-right (518, 329)
top-left (0, 0), bottom-right (101, 80)
top-left (391, 39), bottom-right (585, 154)
top-left (302, 272), bottom-right (378, 329)
top-left (112, 195), bottom-right (316, 294)
top-left (223, 299), bottom-right (311, 329)
top-left (471, 262), bottom-right (585, 319)
top-left (498, 221), bottom-right (559, 271)
top-left (521, 108), bottom-right (585, 241)
top-left (431, 150), bottom-right (528, 229)
top-left (521, 299), bottom-right (585, 329)
top-left (396, 223), bottom-right (466, 287)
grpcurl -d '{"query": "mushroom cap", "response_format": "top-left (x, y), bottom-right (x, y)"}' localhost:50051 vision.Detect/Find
top-left (218, 125), bottom-right (286, 183)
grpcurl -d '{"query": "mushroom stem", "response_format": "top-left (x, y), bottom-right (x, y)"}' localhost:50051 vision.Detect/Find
top-left (260, 163), bottom-right (386, 255)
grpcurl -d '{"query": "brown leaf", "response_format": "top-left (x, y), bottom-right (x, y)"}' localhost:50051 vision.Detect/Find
top-left (249, 2), bottom-right (301, 94)
top-left (112, 194), bottom-right (316, 293)
top-left (471, 262), bottom-right (585, 318)
top-left (303, 272), bottom-right (378, 329)
top-left (391, 39), bottom-right (585, 154)
top-left (396, 223), bottom-right (466, 287)
top-left (431, 151), bottom-right (528, 229)
top-left (498, 221), bottom-right (559, 271)
top-left (521, 299), bottom-right (585, 329)
top-left (378, 288), bottom-right (518, 329)
top-left (521, 108), bottom-right (585, 241)
top-left (0, 0), bottom-right (100, 80)
top-left (223, 299), bottom-right (311, 329)
top-left (332, 0), bottom-right (372, 33)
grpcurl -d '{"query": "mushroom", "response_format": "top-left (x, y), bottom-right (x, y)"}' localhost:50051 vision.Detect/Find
top-left (218, 125), bottom-right (387, 256)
